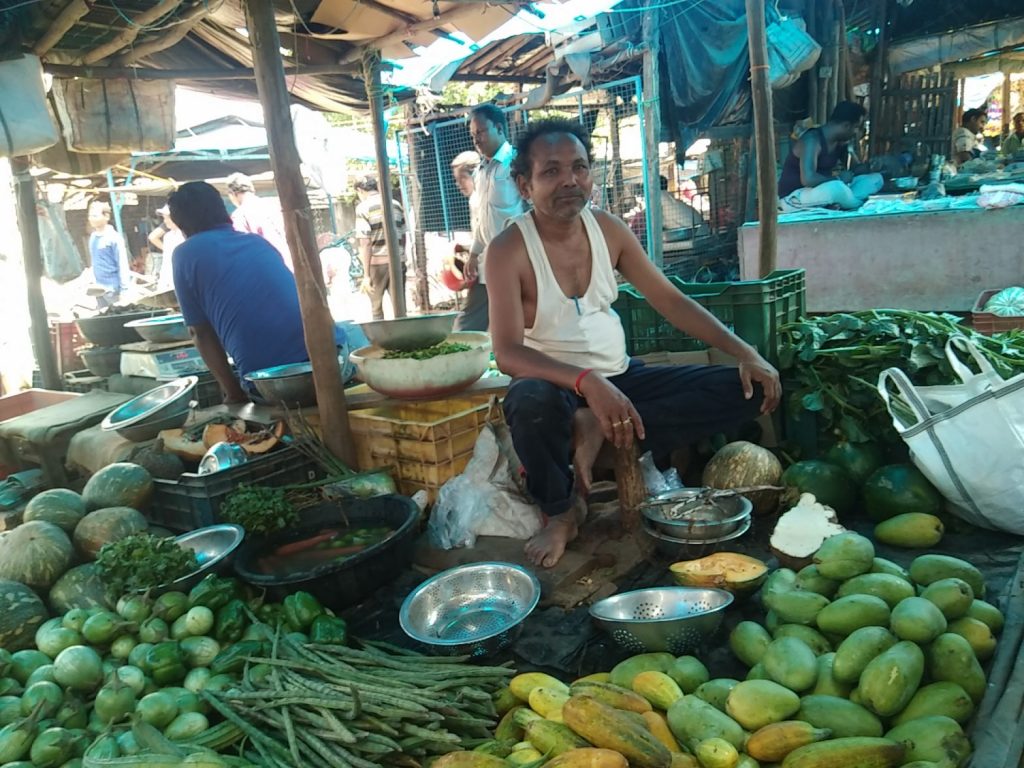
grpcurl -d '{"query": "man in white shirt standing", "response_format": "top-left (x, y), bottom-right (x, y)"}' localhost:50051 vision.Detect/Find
top-left (455, 104), bottom-right (526, 331)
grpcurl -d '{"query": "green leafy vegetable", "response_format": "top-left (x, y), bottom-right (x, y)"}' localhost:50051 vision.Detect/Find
top-left (220, 484), bottom-right (298, 536)
top-left (96, 534), bottom-right (198, 594)
top-left (778, 310), bottom-right (1024, 453)
top-left (383, 342), bottom-right (472, 360)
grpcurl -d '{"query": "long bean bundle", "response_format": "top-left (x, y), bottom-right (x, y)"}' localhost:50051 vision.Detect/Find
top-left (202, 632), bottom-right (515, 768)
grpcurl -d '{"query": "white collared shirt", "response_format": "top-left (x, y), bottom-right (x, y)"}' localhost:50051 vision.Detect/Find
top-left (470, 141), bottom-right (525, 284)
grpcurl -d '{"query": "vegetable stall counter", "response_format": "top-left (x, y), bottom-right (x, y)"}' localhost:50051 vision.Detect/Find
top-left (738, 205), bottom-right (1022, 313)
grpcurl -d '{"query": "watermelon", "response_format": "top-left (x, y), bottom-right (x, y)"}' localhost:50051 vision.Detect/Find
top-left (983, 286), bottom-right (1024, 317)
top-left (23, 489), bottom-right (87, 533)
top-left (48, 563), bottom-right (115, 614)
top-left (82, 463), bottom-right (154, 511)
top-left (702, 440), bottom-right (784, 516)
top-left (0, 521), bottom-right (73, 590)
top-left (73, 506), bottom-right (148, 560)
top-left (825, 441), bottom-right (884, 486)
top-left (0, 579), bottom-right (50, 652)
top-left (862, 464), bottom-right (943, 522)
top-left (781, 460), bottom-right (857, 516)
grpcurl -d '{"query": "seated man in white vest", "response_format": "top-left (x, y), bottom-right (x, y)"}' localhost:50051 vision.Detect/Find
top-left (487, 118), bottom-right (782, 568)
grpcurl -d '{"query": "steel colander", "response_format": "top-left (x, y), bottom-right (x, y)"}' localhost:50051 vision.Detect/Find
top-left (589, 587), bottom-right (734, 655)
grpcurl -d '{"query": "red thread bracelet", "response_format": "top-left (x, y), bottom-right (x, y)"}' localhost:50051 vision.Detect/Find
top-left (574, 368), bottom-right (593, 397)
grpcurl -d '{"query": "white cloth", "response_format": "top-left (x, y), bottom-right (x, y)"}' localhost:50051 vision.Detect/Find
top-left (779, 174), bottom-right (883, 212)
top-left (157, 228), bottom-right (184, 292)
top-left (515, 208), bottom-right (629, 377)
top-left (470, 141), bottom-right (525, 284)
top-left (952, 126), bottom-right (978, 155)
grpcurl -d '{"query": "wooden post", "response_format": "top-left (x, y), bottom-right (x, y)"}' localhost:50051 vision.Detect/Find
top-left (641, 7), bottom-right (663, 267)
top-left (243, 0), bottom-right (356, 466)
top-left (746, 0), bottom-right (778, 277)
top-left (402, 104), bottom-right (430, 312)
top-left (607, 100), bottom-right (626, 218)
top-left (1002, 73), bottom-right (1012, 138)
top-left (364, 49), bottom-right (407, 318)
top-left (868, 0), bottom-right (889, 157)
top-left (614, 443), bottom-right (646, 531)
top-left (12, 157), bottom-right (61, 391)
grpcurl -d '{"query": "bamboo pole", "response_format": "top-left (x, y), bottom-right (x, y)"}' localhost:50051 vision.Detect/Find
top-left (641, 6), bottom-right (663, 267)
top-left (746, 0), bottom-right (778, 277)
top-left (402, 104), bottom-right (430, 313)
top-left (80, 0), bottom-right (183, 64)
top-left (44, 63), bottom-right (361, 80)
top-left (33, 0), bottom-right (89, 56)
top-left (607, 100), bottom-right (626, 218)
top-left (338, 4), bottom-right (485, 65)
top-left (113, 2), bottom-right (211, 66)
top-left (364, 49), bottom-right (407, 318)
top-left (868, 0), bottom-right (889, 157)
top-left (11, 158), bottom-right (61, 391)
top-left (243, 0), bottom-right (356, 466)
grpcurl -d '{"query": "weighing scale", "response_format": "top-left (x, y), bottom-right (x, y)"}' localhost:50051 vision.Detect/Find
top-left (119, 340), bottom-right (208, 380)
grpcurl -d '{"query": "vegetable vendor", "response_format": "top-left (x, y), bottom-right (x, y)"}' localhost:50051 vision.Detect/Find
top-left (777, 101), bottom-right (883, 212)
top-left (953, 108), bottom-right (989, 166)
top-left (487, 118), bottom-right (781, 569)
top-left (168, 181), bottom-right (346, 403)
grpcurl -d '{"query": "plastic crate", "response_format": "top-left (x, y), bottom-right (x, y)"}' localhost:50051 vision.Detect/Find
top-left (193, 373), bottom-right (223, 409)
top-left (613, 269), bottom-right (806, 363)
top-left (348, 396), bottom-right (495, 502)
top-left (148, 446), bottom-right (321, 532)
top-left (971, 289), bottom-right (1024, 335)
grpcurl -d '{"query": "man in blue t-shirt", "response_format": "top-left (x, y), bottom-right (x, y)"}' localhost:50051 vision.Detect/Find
top-left (168, 181), bottom-right (311, 403)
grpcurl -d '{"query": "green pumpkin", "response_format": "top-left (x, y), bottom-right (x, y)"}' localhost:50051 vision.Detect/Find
top-left (0, 521), bottom-right (72, 590)
top-left (23, 490), bottom-right (87, 534)
top-left (82, 463), bottom-right (153, 511)
top-left (48, 564), bottom-right (115, 615)
top-left (0, 581), bottom-right (49, 652)
top-left (72, 507), bottom-right (147, 560)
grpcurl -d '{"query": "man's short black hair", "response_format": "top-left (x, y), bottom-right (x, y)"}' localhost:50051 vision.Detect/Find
top-left (962, 108), bottom-right (987, 127)
top-left (168, 181), bottom-right (232, 238)
top-left (512, 118), bottom-right (594, 180)
top-left (830, 100), bottom-right (867, 125)
top-left (470, 103), bottom-right (508, 135)
top-left (355, 176), bottom-right (378, 192)
top-left (659, 175), bottom-right (669, 191)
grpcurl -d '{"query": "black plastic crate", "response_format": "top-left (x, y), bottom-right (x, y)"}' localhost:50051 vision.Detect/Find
top-left (148, 446), bottom-right (321, 532)
top-left (193, 373), bottom-right (223, 409)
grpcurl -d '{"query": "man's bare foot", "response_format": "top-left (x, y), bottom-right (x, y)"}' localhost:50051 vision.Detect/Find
top-left (572, 408), bottom-right (605, 498)
top-left (525, 513), bottom-right (579, 568)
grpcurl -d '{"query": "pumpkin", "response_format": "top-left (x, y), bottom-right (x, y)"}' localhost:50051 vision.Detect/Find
top-left (23, 489), bottom-right (87, 533)
top-left (670, 553), bottom-right (769, 595)
top-left (159, 428), bottom-right (207, 462)
top-left (82, 463), bottom-right (154, 511)
top-left (128, 439), bottom-right (186, 480)
top-left (202, 420), bottom-right (285, 455)
top-left (73, 507), bottom-right (148, 560)
top-left (701, 441), bottom-right (783, 516)
top-left (0, 579), bottom-right (50, 651)
top-left (0, 521), bottom-right (73, 590)
top-left (48, 563), bottom-right (115, 614)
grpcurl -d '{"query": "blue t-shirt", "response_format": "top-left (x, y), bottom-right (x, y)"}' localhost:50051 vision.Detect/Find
top-left (173, 225), bottom-right (309, 380)
top-left (89, 227), bottom-right (126, 292)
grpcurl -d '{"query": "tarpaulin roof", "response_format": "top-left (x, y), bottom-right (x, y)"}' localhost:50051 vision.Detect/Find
top-left (888, 17), bottom-right (1024, 75)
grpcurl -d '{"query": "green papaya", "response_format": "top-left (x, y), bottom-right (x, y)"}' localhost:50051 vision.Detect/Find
top-left (890, 682), bottom-right (975, 726)
top-left (667, 656), bottom-right (710, 694)
top-left (773, 624), bottom-right (831, 656)
top-left (729, 622), bottom-right (772, 668)
top-left (908, 555), bottom-right (985, 598)
top-left (813, 532), bottom-right (874, 580)
top-left (947, 616), bottom-right (997, 660)
top-left (795, 695), bottom-right (883, 739)
top-left (928, 633), bottom-right (985, 702)
top-left (832, 627), bottom-right (898, 684)
top-left (693, 679), bottom-right (739, 712)
top-left (793, 565), bottom-right (839, 597)
top-left (890, 596), bottom-right (947, 644)
top-left (884, 715), bottom-right (971, 766)
top-left (666, 695), bottom-right (746, 753)
top-left (724, 680), bottom-right (800, 731)
top-left (920, 578), bottom-right (974, 620)
top-left (609, 653), bottom-right (675, 689)
top-left (815, 595), bottom-right (890, 637)
top-left (858, 641), bottom-right (924, 717)
top-left (835, 573), bottom-right (915, 608)
top-left (810, 653), bottom-right (852, 698)
top-left (762, 637), bottom-right (818, 692)
top-left (873, 513), bottom-right (944, 548)
top-left (764, 589), bottom-right (830, 626)
top-left (871, 557), bottom-right (910, 581)
top-left (965, 599), bottom-right (1004, 633)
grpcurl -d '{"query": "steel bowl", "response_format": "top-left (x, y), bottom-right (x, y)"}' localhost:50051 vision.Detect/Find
top-left (590, 586), bottom-right (734, 655)
top-left (349, 332), bottom-right (490, 400)
top-left (400, 562), bottom-right (541, 657)
top-left (151, 524), bottom-right (246, 595)
top-left (642, 515), bottom-right (752, 560)
top-left (893, 176), bottom-right (919, 190)
top-left (124, 313), bottom-right (190, 344)
top-left (76, 309), bottom-right (166, 347)
top-left (359, 312), bottom-right (459, 351)
top-left (80, 346), bottom-right (123, 378)
top-left (641, 488), bottom-right (752, 539)
top-left (101, 376), bottom-right (197, 442)
top-left (198, 442), bottom-right (249, 475)
top-left (245, 361), bottom-right (317, 407)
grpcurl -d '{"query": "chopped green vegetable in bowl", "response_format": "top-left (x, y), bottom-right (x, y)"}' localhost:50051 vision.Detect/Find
top-left (96, 534), bottom-right (198, 594)
top-left (382, 341), bottom-right (473, 360)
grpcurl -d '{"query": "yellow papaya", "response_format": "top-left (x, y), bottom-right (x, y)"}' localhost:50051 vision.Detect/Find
top-left (433, 752), bottom-right (512, 768)
top-left (511, 673), bottom-right (570, 702)
top-left (725, 680), bottom-right (800, 731)
top-left (632, 671), bottom-right (685, 710)
top-left (529, 687), bottom-right (570, 721)
top-left (562, 695), bottom-right (671, 768)
top-left (509, 749), bottom-right (544, 766)
top-left (694, 737), bottom-right (738, 768)
top-left (641, 711), bottom-right (682, 753)
top-left (873, 513), bottom-right (944, 548)
top-left (669, 552), bottom-right (768, 595)
top-left (947, 616), bottom-right (997, 660)
top-left (780, 737), bottom-right (904, 768)
top-left (569, 681), bottom-right (652, 713)
top-left (670, 754), bottom-right (698, 768)
top-left (540, 748), bottom-right (628, 768)
top-left (746, 721), bottom-right (832, 763)
top-left (609, 653), bottom-right (676, 689)
top-left (573, 673), bottom-right (611, 685)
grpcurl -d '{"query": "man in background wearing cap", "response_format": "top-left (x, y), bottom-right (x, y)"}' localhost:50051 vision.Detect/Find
top-left (355, 176), bottom-right (406, 321)
top-left (148, 204), bottom-right (185, 292)
top-left (226, 172), bottom-right (293, 271)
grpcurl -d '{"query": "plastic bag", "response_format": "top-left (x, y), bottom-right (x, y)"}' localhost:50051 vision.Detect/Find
top-left (766, 15), bottom-right (821, 89)
top-left (37, 199), bottom-right (84, 283)
top-left (428, 423), bottom-right (542, 550)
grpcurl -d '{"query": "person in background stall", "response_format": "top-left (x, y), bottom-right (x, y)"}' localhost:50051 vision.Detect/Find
top-left (953, 108), bottom-right (989, 166)
top-left (487, 118), bottom-right (780, 568)
top-left (87, 201), bottom-right (131, 309)
top-left (1002, 113), bottom-right (1024, 157)
top-left (168, 181), bottom-right (314, 404)
top-left (455, 104), bottom-right (526, 331)
top-left (148, 204), bottom-right (185, 293)
top-left (355, 176), bottom-right (407, 321)
top-left (225, 172), bottom-right (294, 271)
top-left (777, 101), bottom-right (883, 211)
top-left (443, 151), bottom-right (481, 293)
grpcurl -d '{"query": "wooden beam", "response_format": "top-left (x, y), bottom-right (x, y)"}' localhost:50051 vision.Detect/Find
top-left (338, 3), bottom-right (486, 65)
top-left (868, 0), bottom-right (889, 157)
top-left (81, 0), bottom-right (184, 65)
top-left (403, 103), bottom-right (431, 313)
top-left (1002, 72), bottom-right (1012, 136)
top-left (43, 62), bottom-right (361, 80)
top-left (364, 49), bottom-right (407, 318)
top-left (746, 0), bottom-right (778, 277)
top-left (358, 0), bottom-right (452, 40)
top-left (244, 0), bottom-right (356, 466)
top-left (113, 2), bottom-right (211, 66)
top-left (33, 0), bottom-right (89, 57)
top-left (11, 157), bottom-right (61, 390)
top-left (641, 6), bottom-right (663, 267)
top-left (450, 73), bottom-right (546, 84)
